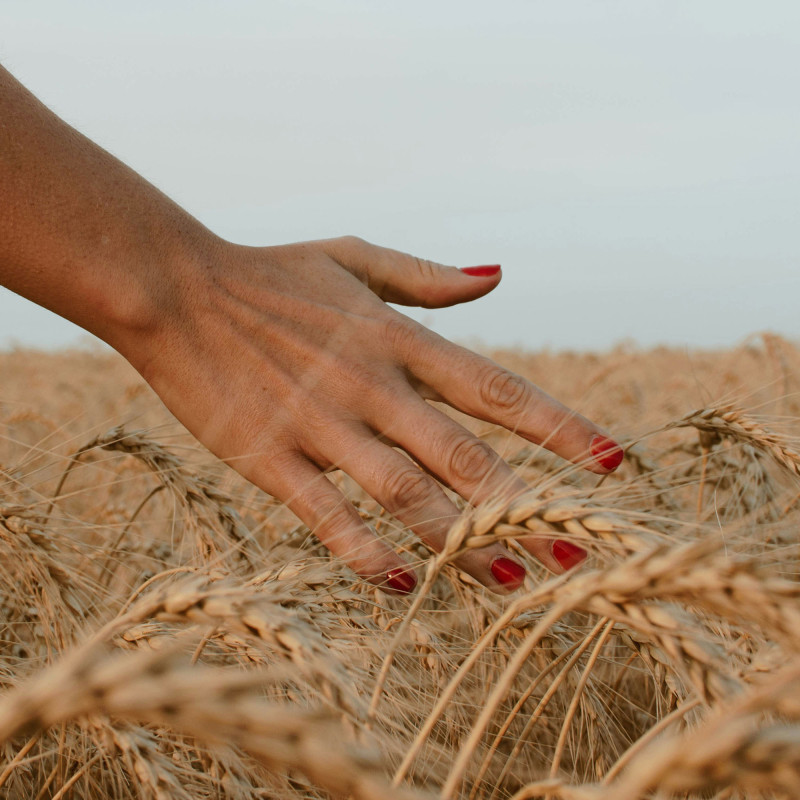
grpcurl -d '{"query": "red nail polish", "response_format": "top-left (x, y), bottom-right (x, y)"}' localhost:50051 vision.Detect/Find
top-left (590, 435), bottom-right (624, 471)
top-left (490, 557), bottom-right (526, 589)
top-left (385, 568), bottom-right (417, 594)
top-left (461, 265), bottom-right (501, 277)
top-left (551, 540), bottom-right (587, 570)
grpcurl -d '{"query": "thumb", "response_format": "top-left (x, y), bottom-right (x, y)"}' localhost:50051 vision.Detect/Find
top-left (323, 236), bottom-right (502, 309)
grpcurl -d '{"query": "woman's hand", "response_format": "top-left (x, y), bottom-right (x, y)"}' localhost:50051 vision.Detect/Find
top-left (0, 66), bottom-right (620, 593)
top-left (120, 235), bottom-right (623, 595)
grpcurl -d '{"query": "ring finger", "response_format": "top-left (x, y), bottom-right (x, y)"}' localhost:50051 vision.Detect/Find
top-left (323, 426), bottom-right (530, 593)
top-left (370, 392), bottom-right (587, 574)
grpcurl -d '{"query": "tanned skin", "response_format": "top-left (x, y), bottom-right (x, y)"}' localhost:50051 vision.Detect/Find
top-left (0, 65), bottom-right (622, 594)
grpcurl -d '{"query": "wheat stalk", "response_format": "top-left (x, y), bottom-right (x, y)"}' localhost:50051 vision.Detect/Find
top-left (0, 642), bottom-right (429, 800)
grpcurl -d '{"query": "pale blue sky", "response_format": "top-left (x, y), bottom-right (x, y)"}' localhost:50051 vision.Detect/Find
top-left (2, 1), bottom-right (799, 350)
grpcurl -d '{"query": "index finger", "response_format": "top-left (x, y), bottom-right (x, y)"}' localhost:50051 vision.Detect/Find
top-left (405, 333), bottom-right (623, 474)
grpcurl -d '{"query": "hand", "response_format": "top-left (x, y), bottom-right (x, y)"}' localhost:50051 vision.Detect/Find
top-left (0, 65), bottom-right (620, 593)
top-left (118, 236), bottom-right (623, 594)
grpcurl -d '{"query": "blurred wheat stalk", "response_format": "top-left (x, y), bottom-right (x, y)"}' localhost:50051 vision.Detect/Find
top-left (1, 337), bottom-right (800, 799)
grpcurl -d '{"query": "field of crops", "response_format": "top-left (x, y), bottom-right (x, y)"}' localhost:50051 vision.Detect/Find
top-left (1, 336), bottom-right (799, 799)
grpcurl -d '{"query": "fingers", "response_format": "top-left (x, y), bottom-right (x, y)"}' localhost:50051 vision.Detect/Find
top-left (401, 330), bottom-right (623, 475)
top-left (256, 452), bottom-right (417, 594)
top-left (324, 427), bottom-right (529, 594)
top-left (376, 395), bottom-right (585, 575)
top-left (320, 235), bottom-right (502, 309)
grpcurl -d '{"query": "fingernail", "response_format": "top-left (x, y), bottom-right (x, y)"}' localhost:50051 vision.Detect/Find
top-left (385, 568), bottom-right (417, 594)
top-left (461, 265), bottom-right (501, 277)
top-left (490, 557), bottom-right (526, 589)
top-left (551, 540), bottom-right (587, 570)
top-left (590, 435), bottom-right (624, 471)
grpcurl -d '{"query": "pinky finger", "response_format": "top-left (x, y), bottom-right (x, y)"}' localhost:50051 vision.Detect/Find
top-left (270, 455), bottom-right (418, 594)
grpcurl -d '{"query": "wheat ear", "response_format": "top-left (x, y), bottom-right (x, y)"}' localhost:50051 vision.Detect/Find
top-left (0, 642), bottom-right (431, 800)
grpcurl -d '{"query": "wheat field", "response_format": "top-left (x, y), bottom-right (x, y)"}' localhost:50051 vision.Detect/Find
top-left (1, 335), bottom-right (800, 799)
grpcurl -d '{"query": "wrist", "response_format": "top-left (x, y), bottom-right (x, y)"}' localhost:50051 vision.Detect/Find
top-left (98, 222), bottom-right (228, 359)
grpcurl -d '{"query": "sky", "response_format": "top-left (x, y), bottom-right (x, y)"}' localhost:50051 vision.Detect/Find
top-left (1, 1), bottom-right (799, 352)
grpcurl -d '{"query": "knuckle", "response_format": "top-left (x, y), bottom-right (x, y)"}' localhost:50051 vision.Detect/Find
top-left (413, 255), bottom-right (439, 282)
top-left (479, 367), bottom-right (530, 415)
top-left (332, 359), bottom-right (378, 393)
top-left (447, 435), bottom-right (497, 486)
top-left (337, 234), bottom-right (368, 251)
top-left (288, 394), bottom-right (332, 437)
top-left (328, 358), bottom-right (394, 413)
top-left (383, 466), bottom-right (432, 514)
top-left (383, 314), bottom-right (421, 356)
top-left (325, 235), bottom-right (371, 271)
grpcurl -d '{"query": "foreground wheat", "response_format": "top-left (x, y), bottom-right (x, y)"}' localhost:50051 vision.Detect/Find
top-left (1, 341), bottom-right (799, 799)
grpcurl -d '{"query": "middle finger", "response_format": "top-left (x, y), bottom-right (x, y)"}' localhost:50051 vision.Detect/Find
top-left (323, 425), bottom-right (530, 593)
top-left (374, 391), bottom-right (587, 574)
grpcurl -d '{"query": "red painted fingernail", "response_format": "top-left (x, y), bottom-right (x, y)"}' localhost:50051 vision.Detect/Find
top-left (490, 557), bottom-right (526, 589)
top-left (551, 540), bottom-right (587, 570)
top-left (590, 435), bottom-right (624, 471)
top-left (385, 568), bottom-right (417, 594)
top-left (460, 265), bottom-right (501, 277)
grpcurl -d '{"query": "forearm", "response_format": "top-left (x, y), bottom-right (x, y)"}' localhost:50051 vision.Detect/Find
top-left (0, 65), bottom-right (218, 349)
top-left (0, 64), bottom-right (621, 595)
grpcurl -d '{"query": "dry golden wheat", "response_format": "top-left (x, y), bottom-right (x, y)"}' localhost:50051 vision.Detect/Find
top-left (1, 341), bottom-right (800, 799)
